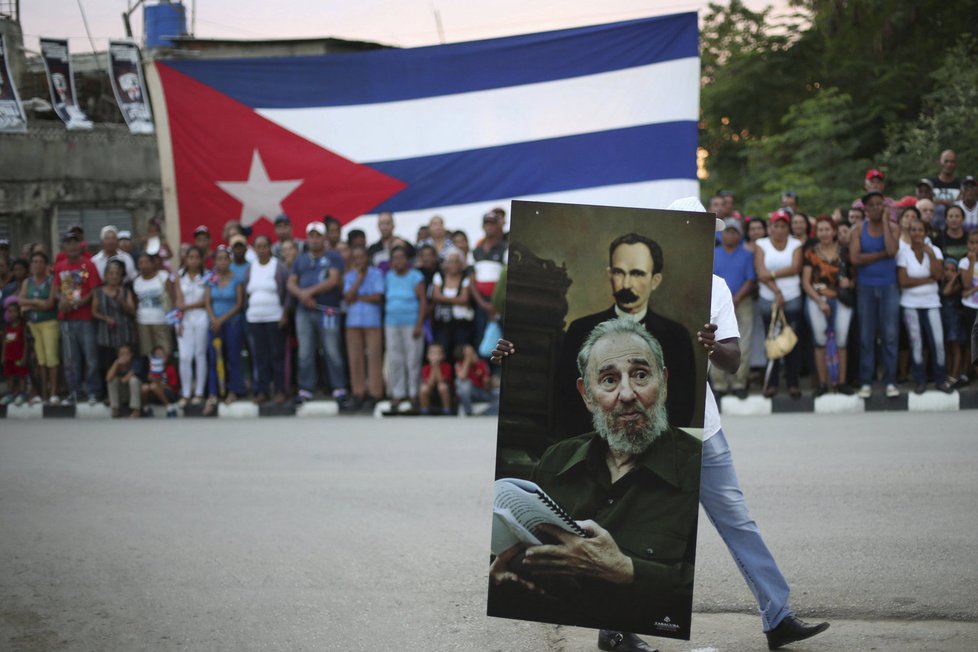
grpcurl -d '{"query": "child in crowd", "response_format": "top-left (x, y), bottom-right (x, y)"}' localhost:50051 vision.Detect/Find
top-left (105, 343), bottom-right (142, 418)
top-left (941, 258), bottom-right (964, 386)
top-left (959, 230), bottom-right (978, 383)
top-left (2, 297), bottom-right (29, 405)
top-left (419, 343), bottom-right (452, 415)
top-left (453, 343), bottom-right (491, 416)
top-left (143, 345), bottom-right (178, 417)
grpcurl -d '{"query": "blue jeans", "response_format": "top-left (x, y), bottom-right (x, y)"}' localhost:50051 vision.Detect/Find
top-left (208, 316), bottom-right (246, 397)
top-left (61, 319), bottom-right (100, 399)
top-left (700, 430), bottom-right (793, 632)
top-left (295, 307), bottom-right (347, 394)
top-left (455, 377), bottom-right (491, 415)
top-left (856, 283), bottom-right (900, 386)
top-left (902, 307), bottom-right (946, 385)
top-left (247, 320), bottom-right (285, 396)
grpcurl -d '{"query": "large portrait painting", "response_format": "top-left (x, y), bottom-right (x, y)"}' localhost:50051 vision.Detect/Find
top-left (487, 200), bottom-right (715, 640)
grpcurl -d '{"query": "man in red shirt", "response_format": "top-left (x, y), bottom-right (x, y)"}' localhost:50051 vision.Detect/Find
top-left (52, 230), bottom-right (102, 405)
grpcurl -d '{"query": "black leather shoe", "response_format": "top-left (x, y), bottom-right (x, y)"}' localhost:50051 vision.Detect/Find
top-left (766, 616), bottom-right (830, 649)
top-left (597, 630), bottom-right (659, 652)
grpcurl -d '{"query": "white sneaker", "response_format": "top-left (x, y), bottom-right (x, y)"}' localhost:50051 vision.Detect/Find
top-left (48, 396), bottom-right (61, 406)
top-left (857, 385), bottom-right (872, 399)
top-left (30, 395), bottom-right (43, 406)
top-left (885, 384), bottom-right (900, 398)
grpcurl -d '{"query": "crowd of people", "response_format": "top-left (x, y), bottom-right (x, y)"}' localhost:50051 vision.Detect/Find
top-left (711, 149), bottom-right (978, 399)
top-left (0, 210), bottom-right (507, 417)
top-left (3, 148), bottom-right (976, 414)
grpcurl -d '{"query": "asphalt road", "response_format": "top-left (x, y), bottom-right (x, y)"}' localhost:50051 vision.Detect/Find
top-left (1, 413), bottom-right (976, 651)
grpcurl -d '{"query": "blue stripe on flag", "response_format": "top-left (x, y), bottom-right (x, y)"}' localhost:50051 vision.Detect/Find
top-left (161, 13), bottom-right (697, 108)
top-left (368, 122), bottom-right (697, 211)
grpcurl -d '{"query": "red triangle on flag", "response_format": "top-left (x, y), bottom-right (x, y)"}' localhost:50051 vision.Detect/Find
top-left (156, 63), bottom-right (406, 243)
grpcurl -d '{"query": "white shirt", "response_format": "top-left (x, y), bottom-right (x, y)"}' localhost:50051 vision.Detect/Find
top-left (756, 237), bottom-right (802, 302)
top-left (91, 249), bottom-right (137, 281)
top-left (704, 275), bottom-right (739, 441)
top-left (956, 200), bottom-right (978, 231)
top-left (896, 246), bottom-right (943, 309)
top-left (245, 259), bottom-right (284, 323)
top-left (179, 272), bottom-right (209, 326)
top-left (133, 271), bottom-right (169, 324)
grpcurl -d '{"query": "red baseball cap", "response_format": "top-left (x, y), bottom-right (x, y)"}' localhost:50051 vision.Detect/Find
top-left (769, 209), bottom-right (791, 223)
top-left (895, 195), bottom-right (918, 208)
top-left (865, 168), bottom-right (885, 181)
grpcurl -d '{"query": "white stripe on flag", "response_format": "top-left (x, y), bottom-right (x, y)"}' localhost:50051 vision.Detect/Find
top-left (343, 178), bottom-right (700, 244)
top-left (257, 58), bottom-right (699, 163)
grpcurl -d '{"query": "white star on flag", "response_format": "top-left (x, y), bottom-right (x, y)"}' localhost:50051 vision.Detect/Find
top-left (216, 150), bottom-right (303, 227)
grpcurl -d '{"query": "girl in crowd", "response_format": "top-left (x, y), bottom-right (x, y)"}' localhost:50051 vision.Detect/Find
top-left (343, 245), bottom-right (385, 413)
top-left (755, 209), bottom-right (804, 397)
top-left (384, 245), bottom-right (427, 411)
top-left (133, 253), bottom-right (174, 357)
top-left (421, 215), bottom-right (457, 260)
top-left (936, 205), bottom-right (969, 261)
top-left (745, 218), bottom-right (767, 254)
top-left (91, 259), bottom-right (136, 382)
top-left (801, 217), bottom-right (854, 395)
top-left (430, 249), bottom-right (474, 358)
top-left (174, 246), bottom-right (209, 406)
top-left (897, 219), bottom-right (952, 393)
top-left (204, 246), bottom-right (246, 414)
top-left (790, 211), bottom-right (813, 244)
top-left (18, 251), bottom-right (60, 404)
top-left (452, 230), bottom-right (475, 269)
top-left (244, 235), bottom-right (289, 404)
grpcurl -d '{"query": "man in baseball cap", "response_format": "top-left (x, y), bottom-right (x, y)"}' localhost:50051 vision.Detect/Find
top-left (852, 168), bottom-right (898, 221)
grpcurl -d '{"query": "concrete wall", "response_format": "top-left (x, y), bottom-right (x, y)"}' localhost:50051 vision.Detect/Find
top-left (0, 124), bottom-right (162, 254)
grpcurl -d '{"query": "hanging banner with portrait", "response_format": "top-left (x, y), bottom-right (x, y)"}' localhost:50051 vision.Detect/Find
top-left (108, 40), bottom-right (154, 135)
top-left (0, 33), bottom-right (27, 134)
top-left (487, 200), bottom-right (716, 641)
top-left (39, 38), bottom-right (93, 130)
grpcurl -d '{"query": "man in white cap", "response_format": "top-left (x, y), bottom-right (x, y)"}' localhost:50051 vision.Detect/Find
top-left (91, 225), bottom-right (137, 281)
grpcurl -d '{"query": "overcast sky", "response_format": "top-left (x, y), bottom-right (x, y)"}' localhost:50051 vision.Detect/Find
top-left (19, 0), bottom-right (777, 54)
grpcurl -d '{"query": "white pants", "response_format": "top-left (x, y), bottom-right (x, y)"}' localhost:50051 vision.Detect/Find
top-left (384, 325), bottom-right (424, 400)
top-left (178, 316), bottom-right (209, 398)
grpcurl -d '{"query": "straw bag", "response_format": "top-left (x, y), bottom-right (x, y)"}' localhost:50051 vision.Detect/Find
top-left (765, 304), bottom-right (798, 360)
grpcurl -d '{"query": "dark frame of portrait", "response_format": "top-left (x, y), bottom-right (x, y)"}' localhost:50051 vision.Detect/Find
top-left (488, 200), bottom-right (716, 640)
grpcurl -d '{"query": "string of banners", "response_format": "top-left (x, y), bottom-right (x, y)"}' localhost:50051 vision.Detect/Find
top-left (0, 36), bottom-right (153, 134)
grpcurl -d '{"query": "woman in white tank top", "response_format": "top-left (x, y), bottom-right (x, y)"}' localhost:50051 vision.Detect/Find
top-left (753, 210), bottom-right (804, 397)
top-left (244, 236), bottom-right (288, 404)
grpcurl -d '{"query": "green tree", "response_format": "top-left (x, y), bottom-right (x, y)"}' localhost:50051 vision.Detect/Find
top-left (743, 87), bottom-right (868, 216)
top-left (881, 36), bottom-right (978, 191)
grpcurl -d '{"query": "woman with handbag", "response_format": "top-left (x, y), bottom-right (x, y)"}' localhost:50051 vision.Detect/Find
top-left (802, 217), bottom-right (854, 396)
top-left (755, 209), bottom-right (804, 397)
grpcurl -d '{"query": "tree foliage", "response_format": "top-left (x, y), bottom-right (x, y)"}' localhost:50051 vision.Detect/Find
top-left (699, 0), bottom-right (978, 216)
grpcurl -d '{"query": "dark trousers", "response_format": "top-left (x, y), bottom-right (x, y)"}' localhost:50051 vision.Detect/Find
top-left (247, 320), bottom-right (285, 396)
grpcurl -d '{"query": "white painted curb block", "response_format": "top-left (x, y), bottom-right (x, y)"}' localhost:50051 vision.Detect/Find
top-left (814, 394), bottom-right (865, 414)
top-left (907, 390), bottom-right (959, 412)
top-left (75, 404), bottom-right (111, 419)
top-left (295, 400), bottom-right (338, 418)
top-left (217, 402), bottom-right (260, 418)
top-left (720, 395), bottom-right (772, 416)
top-left (6, 404), bottom-right (43, 419)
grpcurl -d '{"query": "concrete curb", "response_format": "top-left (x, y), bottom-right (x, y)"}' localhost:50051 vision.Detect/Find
top-left (720, 389), bottom-right (974, 415)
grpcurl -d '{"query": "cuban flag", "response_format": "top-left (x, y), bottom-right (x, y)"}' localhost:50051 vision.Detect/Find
top-left (153, 12), bottom-right (699, 242)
